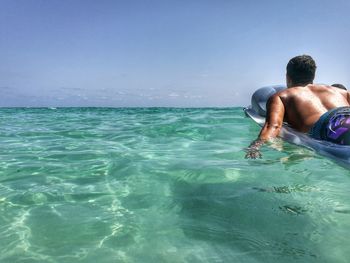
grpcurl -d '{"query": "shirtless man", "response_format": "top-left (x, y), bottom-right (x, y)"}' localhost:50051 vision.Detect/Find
top-left (246, 55), bottom-right (350, 159)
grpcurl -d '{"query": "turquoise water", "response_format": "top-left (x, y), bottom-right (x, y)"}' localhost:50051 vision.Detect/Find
top-left (0, 107), bottom-right (350, 263)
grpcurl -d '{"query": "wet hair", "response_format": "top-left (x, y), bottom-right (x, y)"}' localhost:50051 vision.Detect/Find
top-left (331, 83), bottom-right (347, 90)
top-left (286, 55), bottom-right (316, 85)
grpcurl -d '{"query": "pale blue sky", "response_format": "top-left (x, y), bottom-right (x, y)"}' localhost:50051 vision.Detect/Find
top-left (0, 0), bottom-right (349, 107)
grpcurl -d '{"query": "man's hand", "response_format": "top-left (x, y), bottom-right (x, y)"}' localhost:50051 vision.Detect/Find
top-left (245, 147), bottom-right (262, 159)
top-left (245, 139), bottom-right (264, 159)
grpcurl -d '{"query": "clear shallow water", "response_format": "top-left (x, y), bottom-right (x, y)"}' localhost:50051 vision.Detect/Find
top-left (0, 107), bottom-right (350, 263)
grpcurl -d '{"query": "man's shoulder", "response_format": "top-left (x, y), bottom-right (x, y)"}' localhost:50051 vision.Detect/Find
top-left (273, 87), bottom-right (306, 104)
top-left (308, 84), bottom-right (330, 89)
top-left (275, 87), bottom-right (295, 98)
top-left (279, 84), bottom-right (325, 96)
top-left (309, 84), bottom-right (345, 94)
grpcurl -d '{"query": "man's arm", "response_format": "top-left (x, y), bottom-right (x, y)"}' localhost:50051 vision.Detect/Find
top-left (245, 94), bottom-right (285, 159)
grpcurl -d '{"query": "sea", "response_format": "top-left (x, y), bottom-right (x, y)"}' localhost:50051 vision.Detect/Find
top-left (0, 107), bottom-right (349, 263)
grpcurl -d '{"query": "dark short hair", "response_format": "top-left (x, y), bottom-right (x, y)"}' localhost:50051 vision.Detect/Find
top-left (286, 55), bottom-right (316, 85)
top-left (331, 83), bottom-right (347, 90)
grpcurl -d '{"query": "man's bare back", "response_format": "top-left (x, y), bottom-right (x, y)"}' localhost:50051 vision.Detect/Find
top-left (277, 84), bottom-right (350, 132)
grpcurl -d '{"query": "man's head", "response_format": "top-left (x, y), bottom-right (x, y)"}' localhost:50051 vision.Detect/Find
top-left (286, 55), bottom-right (316, 87)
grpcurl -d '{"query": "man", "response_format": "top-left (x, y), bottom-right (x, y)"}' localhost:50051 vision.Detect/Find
top-left (246, 55), bottom-right (350, 159)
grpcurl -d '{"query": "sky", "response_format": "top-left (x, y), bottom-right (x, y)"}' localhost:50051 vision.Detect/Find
top-left (0, 0), bottom-right (349, 107)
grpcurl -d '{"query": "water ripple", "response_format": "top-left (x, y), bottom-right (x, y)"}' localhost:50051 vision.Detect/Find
top-left (0, 108), bottom-right (349, 262)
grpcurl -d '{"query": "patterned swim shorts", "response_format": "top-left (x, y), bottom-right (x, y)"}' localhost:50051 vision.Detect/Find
top-left (309, 107), bottom-right (350, 145)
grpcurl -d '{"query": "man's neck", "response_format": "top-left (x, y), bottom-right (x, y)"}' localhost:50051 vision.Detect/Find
top-left (288, 82), bottom-right (313, 88)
